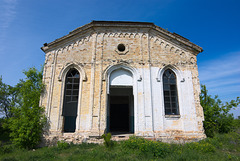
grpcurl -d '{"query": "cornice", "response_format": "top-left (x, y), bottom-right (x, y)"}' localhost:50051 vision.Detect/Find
top-left (41, 21), bottom-right (203, 54)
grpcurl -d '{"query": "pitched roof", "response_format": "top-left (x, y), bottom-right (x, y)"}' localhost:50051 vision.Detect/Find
top-left (41, 20), bottom-right (203, 53)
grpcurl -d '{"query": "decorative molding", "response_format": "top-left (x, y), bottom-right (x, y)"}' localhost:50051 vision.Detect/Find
top-left (47, 33), bottom-right (94, 54)
top-left (44, 51), bottom-right (53, 65)
top-left (150, 35), bottom-right (187, 57)
top-left (115, 43), bottom-right (129, 55)
top-left (102, 63), bottom-right (141, 81)
top-left (58, 61), bottom-right (87, 81)
top-left (44, 31), bottom-right (195, 60)
top-left (41, 21), bottom-right (203, 55)
top-left (190, 57), bottom-right (196, 64)
top-left (45, 31), bottom-right (148, 54)
top-left (156, 64), bottom-right (184, 83)
top-left (102, 63), bottom-right (141, 95)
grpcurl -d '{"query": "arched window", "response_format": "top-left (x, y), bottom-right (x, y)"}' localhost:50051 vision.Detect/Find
top-left (62, 68), bottom-right (80, 132)
top-left (163, 69), bottom-right (179, 115)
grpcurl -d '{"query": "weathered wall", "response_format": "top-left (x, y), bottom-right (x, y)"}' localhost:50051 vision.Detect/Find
top-left (40, 25), bottom-right (205, 144)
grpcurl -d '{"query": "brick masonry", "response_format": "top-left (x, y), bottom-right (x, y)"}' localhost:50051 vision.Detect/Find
top-left (40, 21), bottom-right (206, 145)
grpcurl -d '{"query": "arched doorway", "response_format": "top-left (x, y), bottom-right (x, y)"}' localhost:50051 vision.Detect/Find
top-left (107, 68), bottom-right (134, 134)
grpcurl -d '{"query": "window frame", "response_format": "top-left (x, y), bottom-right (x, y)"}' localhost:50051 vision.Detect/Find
top-left (57, 62), bottom-right (86, 133)
top-left (162, 68), bottom-right (180, 116)
top-left (62, 68), bottom-right (80, 133)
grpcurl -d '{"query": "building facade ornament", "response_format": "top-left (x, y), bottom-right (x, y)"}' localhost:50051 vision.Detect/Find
top-left (40, 21), bottom-right (206, 145)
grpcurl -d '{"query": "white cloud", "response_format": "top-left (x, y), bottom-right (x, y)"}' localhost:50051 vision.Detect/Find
top-left (0, 0), bottom-right (18, 52)
top-left (204, 79), bottom-right (239, 89)
top-left (199, 52), bottom-right (240, 118)
top-left (199, 51), bottom-right (240, 117)
top-left (199, 53), bottom-right (240, 82)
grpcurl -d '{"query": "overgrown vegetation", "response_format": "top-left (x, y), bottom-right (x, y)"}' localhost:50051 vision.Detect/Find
top-left (0, 67), bottom-right (46, 149)
top-left (0, 66), bottom-right (240, 160)
top-left (0, 132), bottom-right (239, 160)
top-left (102, 133), bottom-right (114, 148)
top-left (200, 85), bottom-right (240, 137)
top-left (57, 141), bottom-right (70, 150)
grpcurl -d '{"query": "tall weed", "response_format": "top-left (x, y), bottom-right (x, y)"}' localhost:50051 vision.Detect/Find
top-left (123, 136), bottom-right (171, 158)
top-left (101, 133), bottom-right (114, 148)
top-left (57, 141), bottom-right (70, 150)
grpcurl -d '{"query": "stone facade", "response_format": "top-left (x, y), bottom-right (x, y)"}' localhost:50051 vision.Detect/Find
top-left (40, 21), bottom-right (206, 145)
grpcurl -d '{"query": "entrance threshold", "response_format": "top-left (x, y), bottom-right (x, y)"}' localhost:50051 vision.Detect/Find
top-left (111, 133), bottom-right (134, 140)
top-left (111, 131), bottom-right (134, 136)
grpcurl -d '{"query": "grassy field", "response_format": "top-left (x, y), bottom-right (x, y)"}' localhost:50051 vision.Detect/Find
top-left (0, 131), bottom-right (240, 161)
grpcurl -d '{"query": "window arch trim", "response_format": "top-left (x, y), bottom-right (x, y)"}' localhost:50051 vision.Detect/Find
top-left (57, 62), bottom-right (86, 132)
top-left (58, 62), bottom-right (87, 82)
top-left (158, 65), bottom-right (182, 116)
top-left (162, 69), bottom-right (179, 115)
top-left (62, 68), bottom-right (80, 132)
top-left (156, 65), bottom-right (184, 83)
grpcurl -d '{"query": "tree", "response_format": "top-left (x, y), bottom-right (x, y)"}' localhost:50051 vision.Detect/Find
top-left (0, 76), bottom-right (21, 119)
top-left (3, 67), bottom-right (47, 149)
top-left (0, 77), bottom-right (12, 118)
top-left (200, 84), bottom-right (240, 137)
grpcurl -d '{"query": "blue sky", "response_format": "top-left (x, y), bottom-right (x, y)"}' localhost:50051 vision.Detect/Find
top-left (0, 0), bottom-right (239, 117)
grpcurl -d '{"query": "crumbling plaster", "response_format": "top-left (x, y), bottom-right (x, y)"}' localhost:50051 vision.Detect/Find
top-left (40, 21), bottom-right (205, 145)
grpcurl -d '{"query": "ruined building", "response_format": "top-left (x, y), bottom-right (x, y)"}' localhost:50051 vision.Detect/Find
top-left (40, 21), bottom-right (206, 143)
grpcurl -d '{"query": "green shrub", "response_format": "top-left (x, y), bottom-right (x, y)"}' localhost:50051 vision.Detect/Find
top-left (57, 141), bottom-right (70, 150)
top-left (185, 142), bottom-right (215, 153)
top-left (101, 133), bottom-right (114, 148)
top-left (0, 131), bottom-right (239, 160)
top-left (3, 67), bottom-right (47, 149)
top-left (123, 136), bottom-right (146, 149)
top-left (123, 136), bottom-right (171, 158)
top-left (140, 140), bottom-right (171, 158)
top-left (0, 119), bottom-right (10, 142)
top-left (0, 144), bottom-right (15, 154)
top-left (202, 136), bottom-right (223, 148)
top-left (200, 85), bottom-right (240, 137)
top-left (1, 156), bottom-right (17, 161)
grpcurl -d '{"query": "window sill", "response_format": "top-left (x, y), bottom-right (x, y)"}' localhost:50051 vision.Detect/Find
top-left (165, 115), bottom-right (181, 118)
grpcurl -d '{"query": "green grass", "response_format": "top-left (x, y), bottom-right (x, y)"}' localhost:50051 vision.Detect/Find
top-left (0, 132), bottom-right (240, 161)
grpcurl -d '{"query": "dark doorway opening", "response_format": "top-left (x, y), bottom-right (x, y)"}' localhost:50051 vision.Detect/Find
top-left (110, 96), bottom-right (129, 132)
top-left (107, 87), bottom-right (134, 134)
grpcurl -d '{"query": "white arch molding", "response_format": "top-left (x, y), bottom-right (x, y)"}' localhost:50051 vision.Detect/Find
top-left (58, 61), bottom-right (87, 81)
top-left (102, 63), bottom-right (142, 94)
top-left (110, 69), bottom-right (133, 86)
top-left (157, 65), bottom-right (183, 117)
top-left (156, 64), bottom-right (185, 83)
top-left (104, 63), bottom-right (140, 134)
top-left (57, 62), bottom-right (87, 132)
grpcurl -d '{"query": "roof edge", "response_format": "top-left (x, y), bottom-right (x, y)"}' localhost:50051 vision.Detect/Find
top-left (41, 21), bottom-right (203, 54)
